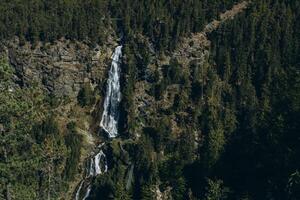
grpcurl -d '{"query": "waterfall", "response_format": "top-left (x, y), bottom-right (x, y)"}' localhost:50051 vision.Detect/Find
top-left (75, 145), bottom-right (108, 200)
top-left (89, 150), bottom-right (108, 176)
top-left (75, 181), bottom-right (84, 200)
top-left (100, 45), bottom-right (122, 138)
top-left (126, 164), bottom-right (134, 190)
top-left (74, 45), bottom-right (122, 199)
top-left (82, 186), bottom-right (91, 200)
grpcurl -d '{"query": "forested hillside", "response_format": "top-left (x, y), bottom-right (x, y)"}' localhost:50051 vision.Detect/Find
top-left (0, 0), bottom-right (240, 48)
top-left (208, 1), bottom-right (300, 199)
top-left (103, 0), bottom-right (299, 199)
top-left (0, 0), bottom-right (299, 200)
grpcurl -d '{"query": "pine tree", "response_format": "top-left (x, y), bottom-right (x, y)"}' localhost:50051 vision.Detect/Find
top-left (140, 184), bottom-right (154, 200)
top-left (114, 181), bottom-right (132, 200)
top-left (204, 179), bottom-right (229, 200)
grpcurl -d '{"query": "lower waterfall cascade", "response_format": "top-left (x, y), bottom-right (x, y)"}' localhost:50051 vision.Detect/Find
top-left (74, 144), bottom-right (108, 200)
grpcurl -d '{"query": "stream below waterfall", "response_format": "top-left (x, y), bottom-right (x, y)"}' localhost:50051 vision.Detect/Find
top-left (74, 45), bottom-right (123, 200)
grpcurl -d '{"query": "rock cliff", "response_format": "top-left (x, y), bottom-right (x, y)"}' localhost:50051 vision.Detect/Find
top-left (1, 37), bottom-right (117, 99)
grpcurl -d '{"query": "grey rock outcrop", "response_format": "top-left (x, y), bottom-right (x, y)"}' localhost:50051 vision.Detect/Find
top-left (1, 37), bottom-right (117, 99)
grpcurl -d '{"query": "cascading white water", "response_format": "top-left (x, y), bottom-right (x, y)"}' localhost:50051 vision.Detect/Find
top-left (75, 181), bottom-right (84, 200)
top-left (100, 46), bottom-right (122, 138)
top-left (75, 46), bottom-right (122, 200)
top-left (75, 144), bottom-right (108, 200)
top-left (82, 186), bottom-right (91, 200)
top-left (94, 152), bottom-right (102, 175)
top-left (89, 157), bottom-right (95, 177)
top-left (89, 150), bottom-right (108, 176)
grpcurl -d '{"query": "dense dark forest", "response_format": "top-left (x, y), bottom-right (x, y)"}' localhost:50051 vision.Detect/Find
top-left (0, 0), bottom-right (299, 199)
top-left (0, 0), bottom-right (240, 48)
top-left (115, 0), bottom-right (300, 199)
top-left (207, 1), bottom-right (300, 199)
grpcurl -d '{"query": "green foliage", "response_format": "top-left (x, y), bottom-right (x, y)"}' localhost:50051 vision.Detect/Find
top-left (2, 1), bottom-right (300, 199)
top-left (159, 154), bottom-right (188, 198)
top-left (172, 177), bottom-right (187, 200)
top-left (0, 0), bottom-right (241, 50)
top-left (114, 181), bottom-right (132, 200)
top-left (0, 107), bottom-right (67, 199)
top-left (64, 122), bottom-right (83, 181)
top-left (91, 174), bottom-right (114, 199)
top-left (140, 184), bottom-right (155, 200)
top-left (204, 179), bottom-right (229, 200)
top-left (77, 83), bottom-right (95, 107)
top-left (0, 58), bottom-right (13, 82)
top-left (0, 0), bottom-right (108, 44)
top-left (32, 116), bottom-right (59, 144)
top-left (165, 59), bottom-right (182, 84)
top-left (0, 61), bottom-right (69, 199)
top-left (142, 122), bottom-right (170, 152)
top-left (203, 126), bottom-right (226, 170)
top-left (153, 81), bottom-right (167, 100)
top-left (121, 42), bottom-right (138, 135)
top-left (191, 81), bottom-right (203, 102)
top-left (202, 0), bottom-right (300, 199)
top-left (120, 1), bottom-right (300, 200)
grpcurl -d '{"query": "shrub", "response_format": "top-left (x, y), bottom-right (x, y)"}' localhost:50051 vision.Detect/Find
top-left (77, 83), bottom-right (95, 107)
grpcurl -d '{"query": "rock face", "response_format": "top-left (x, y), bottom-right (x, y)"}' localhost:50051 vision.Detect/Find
top-left (1, 37), bottom-right (117, 99)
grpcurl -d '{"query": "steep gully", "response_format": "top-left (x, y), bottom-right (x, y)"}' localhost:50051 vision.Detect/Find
top-left (74, 46), bottom-right (122, 200)
top-left (73, 1), bottom-right (249, 199)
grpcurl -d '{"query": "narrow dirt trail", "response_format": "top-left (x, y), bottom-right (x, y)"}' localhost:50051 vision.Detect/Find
top-left (204, 1), bottom-right (250, 34)
top-left (177, 1), bottom-right (250, 56)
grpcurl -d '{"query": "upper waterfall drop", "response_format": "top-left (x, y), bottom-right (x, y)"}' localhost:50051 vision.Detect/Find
top-left (100, 45), bottom-right (122, 138)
